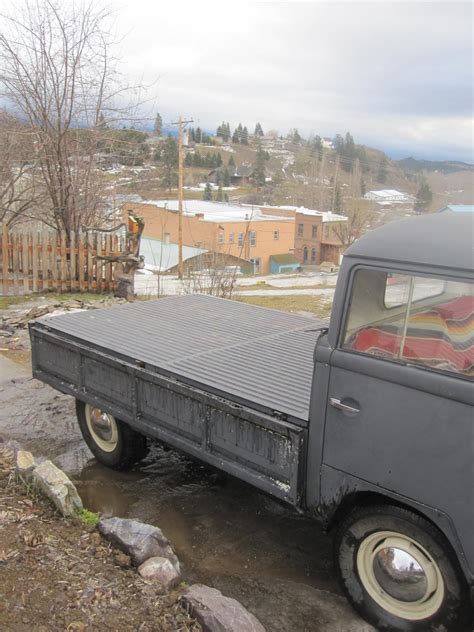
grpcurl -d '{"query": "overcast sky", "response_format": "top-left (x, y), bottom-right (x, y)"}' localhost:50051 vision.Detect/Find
top-left (14, 1), bottom-right (474, 162)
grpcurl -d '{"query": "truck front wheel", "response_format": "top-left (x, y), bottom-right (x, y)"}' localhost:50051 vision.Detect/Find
top-left (76, 400), bottom-right (148, 470)
top-left (334, 505), bottom-right (470, 631)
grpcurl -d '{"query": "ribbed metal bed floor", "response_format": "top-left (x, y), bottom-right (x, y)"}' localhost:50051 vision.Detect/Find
top-left (36, 294), bottom-right (324, 423)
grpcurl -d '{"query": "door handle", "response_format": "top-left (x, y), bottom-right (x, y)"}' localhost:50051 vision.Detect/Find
top-left (329, 398), bottom-right (360, 414)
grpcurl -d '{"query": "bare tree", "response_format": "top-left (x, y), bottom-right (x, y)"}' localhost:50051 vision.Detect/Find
top-left (0, 0), bottom-right (143, 238)
top-left (332, 206), bottom-right (374, 247)
top-left (0, 112), bottom-right (41, 226)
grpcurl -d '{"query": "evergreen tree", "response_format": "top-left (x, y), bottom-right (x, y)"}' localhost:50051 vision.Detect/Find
top-left (290, 129), bottom-right (301, 143)
top-left (184, 152), bottom-right (193, 167)
top-left (154, 112), bottom-right (163, 135)
top-left (216, 123), bottom-right (223, 137)
top-left (253, 142), bottom-right (268, 187)
top-left (225, 122), bottom-right (231, 140)
top-left (334, 185), bottom-right (343, 213)
top-left (203, 182), bottom-right (213, 201)
top-left (153, 148), bottom-right (161, 161)
top-left (312, 135), bottom-right (323, 158)
top-left (215, 170), bottom-right (221, 185)
top-left (232, 128), bottom-right (239, 143)
top-left (161, 136), bottom-right (179, 192)
top-left (360, 178), bottom-right (366, 196)
top-left (333, 134), bottom-right (344, 153)
top-left (195, 127), bottom-right (202, 143)
top-left (254, 122), bottom-right (264, 137)
top-left (215, 185), bottom-right (224, 201)
top-left (228, 155), bottom-right (235, 168)
top-left (377, 155), bottom-right (388, 183)
top-left (414, 178), bottom-right (433, 214)
top-left (223, 168), bottom-right (231, 187)
top-left (341, 132), bottom-right (356, 172)
top-left (241, 126), bottom-right (249, 145)
top-left (216, 152), bottom-right (223, 167)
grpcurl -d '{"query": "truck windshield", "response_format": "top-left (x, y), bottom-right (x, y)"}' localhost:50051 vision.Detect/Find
top-left (343, 268), bottom-right (474, 378)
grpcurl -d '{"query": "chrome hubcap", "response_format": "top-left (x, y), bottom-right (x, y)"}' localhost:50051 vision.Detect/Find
top-left (89, 408), bottom-right (113, 442)
top-left (357, 531), bottom-right (444, 620)
top-left (85, 404), bottom-right (119, 453)
top-left (373, 546), bottom-right (427, 603)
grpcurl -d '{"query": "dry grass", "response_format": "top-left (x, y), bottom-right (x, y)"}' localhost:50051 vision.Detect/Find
top-left (235, 294), bottom-right (332, 318)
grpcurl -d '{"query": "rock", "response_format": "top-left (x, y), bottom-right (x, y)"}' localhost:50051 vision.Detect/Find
top-left (113, 549), bottom-right (132, 568)
top-left (15, 450), bottom-right (36, 479)
top-left (98, 517), bottom-right (180, 569)
top-left (181, 584), bottom-right (265, 632)
top-left (137, 556), bottom-right (181, 589)
top-left (32, 460), bottom-right (83, 516)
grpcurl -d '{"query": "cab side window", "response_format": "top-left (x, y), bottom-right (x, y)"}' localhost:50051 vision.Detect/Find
top-left (343, 269), bottom-right (474, 377)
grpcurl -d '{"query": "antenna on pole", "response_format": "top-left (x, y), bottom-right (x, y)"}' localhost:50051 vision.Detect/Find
top-left (172, 115), bottom-right (193, 279)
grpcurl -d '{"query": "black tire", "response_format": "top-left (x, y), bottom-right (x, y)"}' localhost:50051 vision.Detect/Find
top-left (334, 504), bottom-right (471, 631)
top-left (76, 400), bottom-right (148, 470)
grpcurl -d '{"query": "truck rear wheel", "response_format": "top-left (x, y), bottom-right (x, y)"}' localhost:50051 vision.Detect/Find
top-left (76, 400), bottom-right (148, 470)
top-left (334, 505), bottom-right (470, 631)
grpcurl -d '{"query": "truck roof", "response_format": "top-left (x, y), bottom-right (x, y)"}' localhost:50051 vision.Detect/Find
top-left (345, 213), bottom-right (473, 273)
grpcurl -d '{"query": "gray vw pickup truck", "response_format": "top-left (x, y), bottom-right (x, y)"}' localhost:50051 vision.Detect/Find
top-left (30, 212), bottom-right (473, 631)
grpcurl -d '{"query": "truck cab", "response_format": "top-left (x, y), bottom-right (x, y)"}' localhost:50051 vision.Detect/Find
top-left (307, 212), bottom-right (473, 630)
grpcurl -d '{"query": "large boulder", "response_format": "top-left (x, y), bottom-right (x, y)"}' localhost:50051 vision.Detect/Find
top-left (32, 460), bottom-right (83, 516)
top-left (98, 517), bottom-right (180, 569)
top-left (138, 556), bottom-right (181, 590)
top-left (181, 584), bottom-right (265, 632)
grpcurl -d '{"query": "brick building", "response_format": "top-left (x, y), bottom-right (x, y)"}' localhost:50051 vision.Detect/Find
top-left (124, 200), bottom-right (296, 275)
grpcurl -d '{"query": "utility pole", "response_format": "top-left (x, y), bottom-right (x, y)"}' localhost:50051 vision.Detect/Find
top-left (331, 154), bottom-right (340, 213)
top-left (172, 115), bottom-right (193, 279)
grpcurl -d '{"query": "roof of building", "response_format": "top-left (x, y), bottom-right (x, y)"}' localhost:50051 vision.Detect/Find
top-left (140, 237), bottom-right (207, 271)
top-left (438, 204), bottom-right (474, 213)
top-left (266, 205), bottom-right (348, 223)
top-left (345, 213), bottom-right (474, 272)
top-left (140, 200), bottom-right (294, 223)
top-left (270, 253), bottom-right (300, 265)
top-left (364, 189), bottom-right (413, 200)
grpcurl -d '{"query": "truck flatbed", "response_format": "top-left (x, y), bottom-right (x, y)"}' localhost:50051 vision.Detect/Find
top-left (33, 294), bottom-right (324, 424)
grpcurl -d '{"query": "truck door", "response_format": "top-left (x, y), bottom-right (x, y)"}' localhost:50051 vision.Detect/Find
top-left (322, 267), bottom-right (474, 566)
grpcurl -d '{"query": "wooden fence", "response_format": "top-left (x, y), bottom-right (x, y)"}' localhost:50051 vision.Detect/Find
top-left (0, 224), bottom-right (126, 296)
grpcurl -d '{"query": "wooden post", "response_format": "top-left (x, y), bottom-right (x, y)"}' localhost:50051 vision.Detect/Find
top-left (70, 231), bottom-right (76, 292)
top-left (78, 232), bottom-right (85, 291)
top-left (2, 224), bottom-right (9, 295)
top-left (60, 233), bottom-right (67, 293)
top-left (41, 230), bottom-right (49, 292)
top-left (32, 231), bottom-right (38, 293)
top-left (12, 233), bottom-right (19, 295)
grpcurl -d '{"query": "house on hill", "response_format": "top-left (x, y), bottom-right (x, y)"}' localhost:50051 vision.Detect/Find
top-left (208, 165), bottom-right (255, 186)
top-left (438, 204), bottom-right (474, 213)
top-left (364, 189), bottom-right (414, 204)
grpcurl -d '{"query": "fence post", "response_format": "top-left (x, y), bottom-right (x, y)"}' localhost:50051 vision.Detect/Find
top-left (1, 224), bottom-right (9, 295)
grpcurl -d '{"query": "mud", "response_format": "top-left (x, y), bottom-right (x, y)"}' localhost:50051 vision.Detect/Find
top-left (0, 307), bottom-right (373, 632)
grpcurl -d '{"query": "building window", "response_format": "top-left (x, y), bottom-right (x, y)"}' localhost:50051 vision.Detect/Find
top-left (274, 230), bottom-right (279, 240)
top-left (218, 231), bottom-right (224, 244)
top-left (238, 232), bottom-right (244, 246)
top-left (298, 223), bottom-right (304, 236)
top-left (311, 248), bottom-right (317, 263)
top-left (303, 246), bottom-right (308, 262)
top-left (249, 231), bottom-right (257, 247)
top-left (312, 225), bottom-right (318, 239)
top-left (163, 232), bottom-right (171, 245)
top-left (229, 232), bottom-right (234, 244)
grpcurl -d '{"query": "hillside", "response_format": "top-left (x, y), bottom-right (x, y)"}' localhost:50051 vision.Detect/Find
top-left (105, 130), bottom-right (473, 223)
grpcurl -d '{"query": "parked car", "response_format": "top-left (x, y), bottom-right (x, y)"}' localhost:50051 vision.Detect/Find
top-left (30, 213), bottom-right (473, 631)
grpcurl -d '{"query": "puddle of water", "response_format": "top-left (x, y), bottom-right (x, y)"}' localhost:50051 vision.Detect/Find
top-left (73, 442), bottom-right (337, 594)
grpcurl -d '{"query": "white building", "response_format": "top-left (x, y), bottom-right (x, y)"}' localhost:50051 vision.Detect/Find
top-left (364, 189), bottom-right (414, 204)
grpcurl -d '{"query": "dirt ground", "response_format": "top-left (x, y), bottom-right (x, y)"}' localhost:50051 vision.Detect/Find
top-left (0, 447), bottom-right (200, 632)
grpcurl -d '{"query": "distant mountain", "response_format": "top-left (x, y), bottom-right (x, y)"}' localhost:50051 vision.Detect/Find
top-left (398, 157), bottom-right (473, 174)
